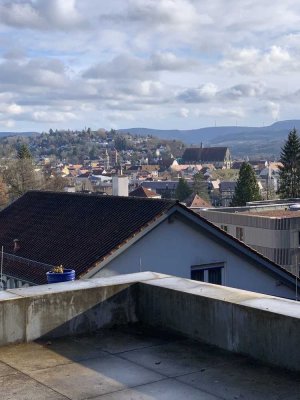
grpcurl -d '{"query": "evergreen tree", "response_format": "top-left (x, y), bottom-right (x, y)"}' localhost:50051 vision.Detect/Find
top-left (192, 172), bottom-right (210, 202)
top-left (231, 162), bottom-right (261, 206)
top-left (175, 178), bottom-right (192, 201)
top-left (278, 128), bottom-right (300, 198)
top-left (17, 144), bottom-right (32, 159)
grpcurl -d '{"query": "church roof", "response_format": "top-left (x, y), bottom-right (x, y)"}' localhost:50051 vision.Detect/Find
top-left (182, 147), bottom-right (229, 162)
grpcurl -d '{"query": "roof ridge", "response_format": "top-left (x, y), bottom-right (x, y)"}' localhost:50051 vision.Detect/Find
top-left (24, 190), bottom-right (174, 203)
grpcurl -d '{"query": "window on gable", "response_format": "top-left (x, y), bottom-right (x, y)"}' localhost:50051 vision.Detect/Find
top-left (191, 263), bottom-right (224, 286)
top-left (191, 269), bottom-right (204, 281)
top-left (208, 267), bottom-right (222, 285)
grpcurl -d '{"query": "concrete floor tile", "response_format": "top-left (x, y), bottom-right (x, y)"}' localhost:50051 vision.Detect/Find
top-left (94, 379), bottom-right (221, 400)
top-left (0, 372), bottom-right (67, 400)
top-left (75, 329), bottom-right (168, 354)
top-left (0, 339), bottom-right (107, 373)
top-left (119, 339), bottom-right (227, 377)
top-left (29, 354), bottom-right (165, 400)
top-left (0, 361), bottom-right (18, 377)
top-left (177, 359), bottom-right (300, 400)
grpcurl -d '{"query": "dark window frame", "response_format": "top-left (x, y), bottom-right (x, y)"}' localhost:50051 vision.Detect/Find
top-left (191, 262), bottom-right (224, 285)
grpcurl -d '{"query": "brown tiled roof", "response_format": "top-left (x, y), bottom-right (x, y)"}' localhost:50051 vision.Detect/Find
top-left (0, 191), bottom-right (175, 284)
top-left (129, 186), bottom-right (159, 198)
top-left (184, 193), bottom-right (211, 208)
top-left (182, 147), bottom-right (228, 162)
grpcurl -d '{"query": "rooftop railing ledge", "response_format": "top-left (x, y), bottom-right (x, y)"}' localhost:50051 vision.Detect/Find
top-left (0, 272), bottom-right (299, 372)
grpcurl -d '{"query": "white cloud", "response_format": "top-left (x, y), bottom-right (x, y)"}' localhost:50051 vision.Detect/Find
top-left (120, 0), bottom-right (211, 30)
top-left (106, 111), bottom-right (135, 121)
top-left (0, 0), bottom-right (84, 31)
top-left (178, 83), bottom-right (218, 103)
top-left (197, 106), bottom-right (245, 119)
top-left (263, 101), bottom-right (280, 120)
top-left (1, 0), bottom-right (300, 130)
top-left (32, 111), bottom-right (77, 123)
top-left (150, 52), bottom-right (197, 71)
top-left (0, 119), bottom-right (15, 128)
top-left (219, 82), bottom-right (266, 100)
top-left (221, 46), bottom-right (293, 75)
top-left (0, 103), bottom-right (23, 115)
top-left (178, 108), bottom-right (190, 118)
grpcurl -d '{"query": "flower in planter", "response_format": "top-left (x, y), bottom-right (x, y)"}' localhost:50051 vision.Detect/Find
top-left (51, 265), bottom-right (64, 273)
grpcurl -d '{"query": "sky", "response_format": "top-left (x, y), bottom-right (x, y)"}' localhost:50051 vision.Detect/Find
top-left (1, 0), bottom-right (300, 132)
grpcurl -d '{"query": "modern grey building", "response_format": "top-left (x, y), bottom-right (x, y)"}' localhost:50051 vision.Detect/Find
top-left (199, 201), bottom-right (300, 275)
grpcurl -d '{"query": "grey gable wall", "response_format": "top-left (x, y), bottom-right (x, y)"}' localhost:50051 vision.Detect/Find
top-left (91, 216), bottom-right (295, 299)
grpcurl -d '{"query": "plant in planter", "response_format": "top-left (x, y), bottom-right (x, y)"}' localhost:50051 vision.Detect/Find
top-left (46, 264), bottom-right (75, 284)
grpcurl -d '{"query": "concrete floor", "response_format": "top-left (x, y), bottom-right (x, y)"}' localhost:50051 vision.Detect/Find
top-left (0, 325), bottom-right (299, 400)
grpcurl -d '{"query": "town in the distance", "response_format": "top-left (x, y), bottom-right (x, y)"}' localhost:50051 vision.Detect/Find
top-left (0, 119), bottom-right (300, 290)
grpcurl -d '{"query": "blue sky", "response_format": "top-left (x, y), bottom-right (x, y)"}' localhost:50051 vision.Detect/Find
top-left (1, 0), bottom-right (300, 132)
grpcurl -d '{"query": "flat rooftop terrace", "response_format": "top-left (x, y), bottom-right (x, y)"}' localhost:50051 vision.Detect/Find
top-left (240, 209), bottom-right (300, 218)
top-left (1, 324), bottom-right (300, 400)
top-left (0, 272), bottom-right (300, 399)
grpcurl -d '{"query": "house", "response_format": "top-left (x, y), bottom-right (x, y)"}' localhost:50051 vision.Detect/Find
top-left (183, 193), bottom-right (211, 208)
top-left (182, 147), bottom-right (231, 169)
top-left (219, 181), bottom-right (237, 206)
top-left (129, 186), bottom-right (161, 199)
top-left (0, 191), bottom-right (299, 299)
top-left (141, 180), bottom-right (181, 199)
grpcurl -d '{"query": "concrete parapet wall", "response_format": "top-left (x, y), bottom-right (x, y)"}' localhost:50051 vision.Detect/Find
top-left (0, 272), bottom-right (300, 371)
top-left (137, 276), bottom-right (300, 371)
top-left (0, 272), bottom-right (165, 345)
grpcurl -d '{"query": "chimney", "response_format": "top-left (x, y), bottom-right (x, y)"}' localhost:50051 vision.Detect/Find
top-left (112, 176), bottom-right (129, 197)
top-left (13, 239), bottom-right (20, 252)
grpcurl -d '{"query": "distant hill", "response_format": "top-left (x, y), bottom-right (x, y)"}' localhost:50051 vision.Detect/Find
top-left (119, 120), bottom-right (300, 158)
top-left (1, 120), bottom-right (299, 159)
top-left (0, 131), bottom-right (37, 138)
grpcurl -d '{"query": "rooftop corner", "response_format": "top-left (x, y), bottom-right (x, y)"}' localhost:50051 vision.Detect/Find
top-left (0, 272), bottom-right (299, 399)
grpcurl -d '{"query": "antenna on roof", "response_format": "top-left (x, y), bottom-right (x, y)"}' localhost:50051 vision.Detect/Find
top-left (139, 257), bottom-right (142, 272)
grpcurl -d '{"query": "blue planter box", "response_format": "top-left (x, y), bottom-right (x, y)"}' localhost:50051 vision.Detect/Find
top-left (46, 269), bottom-right (75, 284)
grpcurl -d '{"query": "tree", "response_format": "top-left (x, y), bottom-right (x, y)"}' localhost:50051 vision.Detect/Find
top-left (278, 128), bottom-right (300, 198)
top-left (3, 152), bottom-right (41, 199)
top-left (114, 136), bottom-right (128, 151)
top-left (192, 172), bottom-right (210, 202)
top-left (17, 144), bottom-right (32, 159)
top-left (175, 178), bottom-right (192, 201)
top-left (43, 174), bottom-right (68, 192)
top-left (231, 162), bottom-right (261, 206)
top-left (0, 175), bottom-right (9, 208)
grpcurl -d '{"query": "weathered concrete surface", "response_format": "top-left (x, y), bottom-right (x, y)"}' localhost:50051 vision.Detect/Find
top-left (0, 272), bottom-right (300, 371)
top-left (138, 276), bottom-right (300, 371)
top-left (0, 272), bottom-right (168, 344)
top-left (0, 326), bottom-right (299, 400)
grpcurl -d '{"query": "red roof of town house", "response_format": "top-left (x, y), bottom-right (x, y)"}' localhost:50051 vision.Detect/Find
top-left (129, 186), bottom-right (160, 198)
top-left (183, 193), bottom-right (211, 208)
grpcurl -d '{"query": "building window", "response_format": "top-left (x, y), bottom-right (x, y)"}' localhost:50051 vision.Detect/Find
top-left (221, 225), bottom-right (228, 233)
top-left (236, 227), bottom-right (244, 242)
top-left (208, 268), bottom-right (222, 285)
top-left (191, 263), bottom-right (224, 285)
top-left (191, 269), bottom-right (204, 282)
